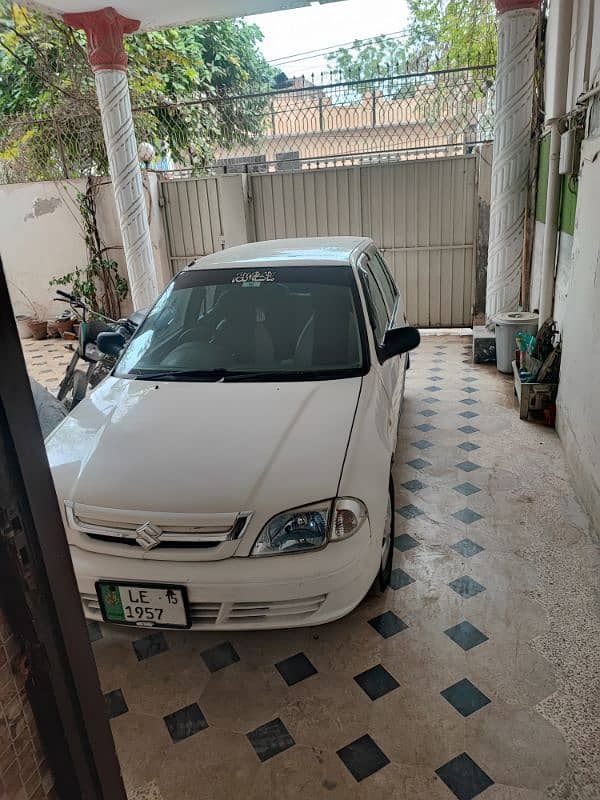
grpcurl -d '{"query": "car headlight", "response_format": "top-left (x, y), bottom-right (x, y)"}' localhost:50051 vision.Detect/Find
top-left (251, 498), bottom-right (367, 556)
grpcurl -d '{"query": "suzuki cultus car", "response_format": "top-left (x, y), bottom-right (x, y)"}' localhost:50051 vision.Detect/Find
top-left (47, 237), bottom-right (419, 630)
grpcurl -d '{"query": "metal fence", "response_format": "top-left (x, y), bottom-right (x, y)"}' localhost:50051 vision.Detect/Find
top-left (0, 64), bottom-right (495, 184)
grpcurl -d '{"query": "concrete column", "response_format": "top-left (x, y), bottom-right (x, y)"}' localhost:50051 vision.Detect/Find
top-left (485, 0), bottom-right (540, 323)
top-left (63, 7), bottom-right (158, 310)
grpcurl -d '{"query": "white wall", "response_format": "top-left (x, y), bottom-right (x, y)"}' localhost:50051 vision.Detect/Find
top-left (1, 179), bottom-right (88, 320)
top-left (2, 174), bottom-right (171, 323)
top-left (535, 0), bottom-right (600, 528)
top-left (555, 131), bottom-right (600, 529)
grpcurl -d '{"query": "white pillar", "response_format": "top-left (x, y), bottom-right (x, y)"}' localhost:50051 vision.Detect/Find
top-left (63, 7), bottom-right (158, 310)
top-left (485, 0), bottom-right (540, 324)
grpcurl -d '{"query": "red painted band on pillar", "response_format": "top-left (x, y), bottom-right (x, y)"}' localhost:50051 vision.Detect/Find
top-left (495, 0), bottom-right (540, 12)
top-left (63, 6), bottom-right (140, 72)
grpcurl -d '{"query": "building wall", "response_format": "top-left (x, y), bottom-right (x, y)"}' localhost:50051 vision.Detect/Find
top-left (537, 0), bottom-right (600, 528)
top-left (555, 130), bottom-right (600, 529)
top-left (2, 174), bottom-right (170, 326)
top-left (1, 180), bottom-right (88, 321)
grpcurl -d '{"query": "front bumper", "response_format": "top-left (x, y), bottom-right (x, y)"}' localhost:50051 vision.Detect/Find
top-left (75, 522), bottom-right (378, 630)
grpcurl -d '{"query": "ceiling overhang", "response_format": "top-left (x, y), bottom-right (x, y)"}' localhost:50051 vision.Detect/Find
top-left (21, 0), bottom-right (342, 31)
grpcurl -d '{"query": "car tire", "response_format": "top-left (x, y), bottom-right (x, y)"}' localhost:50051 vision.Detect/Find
top-left (369, 476), bottom-right (395, 595)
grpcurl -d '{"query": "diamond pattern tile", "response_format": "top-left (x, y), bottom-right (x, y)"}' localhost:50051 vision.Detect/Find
top-left (448, 575), bottom-right (486, 599)
top-left (415, 422), bottom-right (436, 432)
top-left (87, 621), bottom-right (103, 643)
top-left (406, 458), bottom-right (431, 470)
top-left (412, 439), bottom-right (433, 450)
top-left (275, 653), bottom-right (317, 686)
top-left (441, 678), bottom-right (491, 717)
top-left (401, 479), bottom-right (425, 493)
top-left (164, 703), bottom-right (208, 743)
top-left (368, 610), bottom-right (409, 639)
top-left (133, 632), bottom-right (169, 662)
top-left (444, 621), bottom-right (489, 651)
top-left (104, 689), bottom-right (128, 720)
top-left (394, 533), bottom-right (420, 551)
top-left (462, 386), bottom-right (478, 394)
top-left (451, 538), bottom-right (485, 558)
top-left (453, 482), bottom-right (481, 497)
top-left (425, 385), bottom-right (442, 392)
top-left (452, 507), bottom-right (483, 524)
top-left (62, 336), bottom-right (589, 799)
top-left (390, 568), bottom-right (416, 589)
top-left (397, 503), bottom-right (424, 519)
top-left (201, 641), bottom-right (240, 673)
top-left (458, 441), bottom-right (480, 452)
top-left (337, 735), bottom-right (390, 782)
top-left (460, 398), bottom-right (478, 406)
top-left (436, 752), bottom-right (494, 799)
top-left (354, 665), bottom-right (399, 701)
top-left (247, 718), bottom-right (295, 762)
top-left (456, 460), bottom-right (481, 472)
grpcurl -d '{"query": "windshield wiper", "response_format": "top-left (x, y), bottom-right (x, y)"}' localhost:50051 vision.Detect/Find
top-left (127, 368), bottom-right (361, 382)
top-left (127, 368), bottom-right (229, 381)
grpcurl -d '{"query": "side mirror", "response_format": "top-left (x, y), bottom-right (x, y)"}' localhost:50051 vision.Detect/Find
top-left (96, 331), bottom-right (125, 358)
top-left (380, 326), bottom-right (420, 361)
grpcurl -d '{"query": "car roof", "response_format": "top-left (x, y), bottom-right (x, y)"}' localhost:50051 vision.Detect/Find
top-left (186, 237), bottom-right (373, 270)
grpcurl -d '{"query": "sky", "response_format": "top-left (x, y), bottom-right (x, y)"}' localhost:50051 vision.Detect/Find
top-left (246, 0), bottom-right (410, 79)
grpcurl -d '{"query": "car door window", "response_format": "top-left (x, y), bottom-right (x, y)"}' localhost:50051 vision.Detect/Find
top-left (371, 252), bottom-right (398, 311)
top-left (359, 259), bottom-right (390, 346)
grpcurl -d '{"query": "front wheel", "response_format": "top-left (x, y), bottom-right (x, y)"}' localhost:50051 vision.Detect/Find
top-left (369, 476), bottom-right (395, 594)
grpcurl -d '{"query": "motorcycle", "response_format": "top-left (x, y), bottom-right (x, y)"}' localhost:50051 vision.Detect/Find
top-left (54, 290), bottom-right (142, 410)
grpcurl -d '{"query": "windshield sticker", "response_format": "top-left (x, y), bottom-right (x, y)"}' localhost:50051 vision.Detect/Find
top-left (231, 270), bottom-right (276, 285)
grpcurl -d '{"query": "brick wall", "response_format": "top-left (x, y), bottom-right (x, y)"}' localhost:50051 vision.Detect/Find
top-left (0, 607), bottom-right (56, 800)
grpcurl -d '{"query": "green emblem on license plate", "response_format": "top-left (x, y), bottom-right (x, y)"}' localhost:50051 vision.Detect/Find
top-left (99, 584), bottom-right (124, 622)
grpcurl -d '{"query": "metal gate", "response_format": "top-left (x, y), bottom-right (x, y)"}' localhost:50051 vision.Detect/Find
top-left (159, 155), bottom-right (478, 327)
top-left (160, 176), bottom-right (224, 274)
top-left (250, 156), bottom-right (478, 327)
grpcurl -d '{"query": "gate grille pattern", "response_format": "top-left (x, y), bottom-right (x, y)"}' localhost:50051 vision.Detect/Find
top-left (0, 65), bottom-right (494, 183)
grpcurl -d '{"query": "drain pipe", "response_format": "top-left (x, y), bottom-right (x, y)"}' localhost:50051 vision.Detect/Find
top-left (537, 0), bottom-right (573, 327)
top-left (538, 119), bottom-right (562, 325)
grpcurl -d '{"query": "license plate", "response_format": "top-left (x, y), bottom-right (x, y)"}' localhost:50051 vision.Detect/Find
top-left (96, 581), bottom-right (190, 629)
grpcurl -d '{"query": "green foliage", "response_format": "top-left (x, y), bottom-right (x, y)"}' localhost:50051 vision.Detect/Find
top-left (404, 0), bottom-right (497, 68)
top-left (327, 35), bottom-right (409, 83)
top-left (327, 0), bottom-right (496, 89)
top-left (50, 183), bottom-right (128, 318)
top-left (0, 3), bottom-right (275, 178)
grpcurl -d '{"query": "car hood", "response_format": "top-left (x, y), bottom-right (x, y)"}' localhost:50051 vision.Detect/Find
top-left (46, 375), bottom-right (362, 515)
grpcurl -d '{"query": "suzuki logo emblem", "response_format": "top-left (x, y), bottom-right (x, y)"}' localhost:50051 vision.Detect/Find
top-left (135, 522), bottom-right (163, 551)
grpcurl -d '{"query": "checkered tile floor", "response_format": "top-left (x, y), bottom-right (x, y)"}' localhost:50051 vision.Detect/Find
top-left (26, 335), bottom-right (600, 800)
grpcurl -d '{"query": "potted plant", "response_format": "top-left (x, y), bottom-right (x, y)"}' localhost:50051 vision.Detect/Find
top-left (8, 282), bottom-right (48, 339)
top-left (26, 316), bottom-right (48, 340)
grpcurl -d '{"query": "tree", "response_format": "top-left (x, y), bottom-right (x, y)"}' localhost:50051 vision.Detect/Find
top-left (0, 3), bottom-right (275, 179)
top-left (327, 0), bottom-right (496, 84)
top-left (404, 0), bottom-right (497, 68)
top-left (326, 35), bottom-right (409, 83)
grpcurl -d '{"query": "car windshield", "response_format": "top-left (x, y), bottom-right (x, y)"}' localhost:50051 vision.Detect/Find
top-left (114, 265), bottom-right (367, 381)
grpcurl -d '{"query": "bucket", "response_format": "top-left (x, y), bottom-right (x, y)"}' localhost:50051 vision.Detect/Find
top-left (15, 314), bottom-right (32, 339)
top-left (494, 311), bottom-right (539, 373)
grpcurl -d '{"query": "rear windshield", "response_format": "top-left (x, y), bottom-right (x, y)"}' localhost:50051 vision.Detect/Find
top-left (115, 266), bottom-right (368, 381)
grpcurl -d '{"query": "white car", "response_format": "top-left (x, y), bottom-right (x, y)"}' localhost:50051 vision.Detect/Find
top-left (47, 237), bottom-right (419, 630)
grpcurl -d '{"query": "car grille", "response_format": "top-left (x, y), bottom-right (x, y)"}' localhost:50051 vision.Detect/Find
top-left (66, 502), bottom-right (251, 548)
top-left (81, 593), bottom-right (327, 626)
